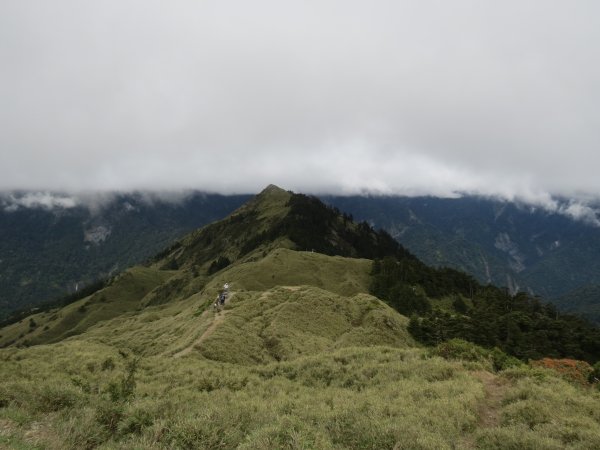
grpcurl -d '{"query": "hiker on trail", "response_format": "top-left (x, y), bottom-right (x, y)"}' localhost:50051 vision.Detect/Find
top-left (212, 283), bottom-right (230, 312)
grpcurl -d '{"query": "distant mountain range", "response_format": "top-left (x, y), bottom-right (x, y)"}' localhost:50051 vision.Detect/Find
top-left (0, 192), bottom-right (250, 319)
top-left (2, 190), bottom-right (600, 323)
top-left (324, 196), bottom-right (600, 322)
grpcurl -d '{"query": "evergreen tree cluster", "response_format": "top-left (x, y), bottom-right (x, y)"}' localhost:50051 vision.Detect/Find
top-left (233, 193), bottom-right (417, 261)
top-left (371, 258), bottom-right (600, 363)
top-left (277, 194), bottom-right (416, 260)
top-left (207, 256), bottom-right (231, 275)
top-left (370, 257), bottom-right (477, 302)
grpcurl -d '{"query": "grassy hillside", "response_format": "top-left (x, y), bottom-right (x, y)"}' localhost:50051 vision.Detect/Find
top-left (209, 248), bottom-right (371, 297)
top-left (0, 247), bottom-right (374, 353)
top-left (2, 249), bottom-right (600, 449)
top-left (0, 267), bottom-right (176, 348)
top-left (195, 285), bottom-right (413, 364)
top-left (2, 339), bottom-right (600, 449)
top-left (3, 186), bottom-right (600, 449)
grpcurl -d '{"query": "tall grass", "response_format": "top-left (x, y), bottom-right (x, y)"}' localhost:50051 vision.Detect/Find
top-left (0, 345), bottom-right (480, 449)
top-left (2, 342), bottom-right (600, 449)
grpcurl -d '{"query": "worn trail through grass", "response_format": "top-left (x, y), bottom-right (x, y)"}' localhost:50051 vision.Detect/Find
top-left (475, 370), bottom-right (509, 428)
top-left (173, 287), bottom-right (300, 359)
top-left (173, 292), bottom-right (235, 358)
top-left (460, 370), bottom-right (510, 449)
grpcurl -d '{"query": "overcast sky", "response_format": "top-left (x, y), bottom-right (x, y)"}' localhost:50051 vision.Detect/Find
top-left (1, 1), bottom-right (599, 204)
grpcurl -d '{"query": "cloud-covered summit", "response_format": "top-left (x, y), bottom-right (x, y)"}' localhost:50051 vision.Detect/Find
top-left (1, 1), bottom-right (599, 201)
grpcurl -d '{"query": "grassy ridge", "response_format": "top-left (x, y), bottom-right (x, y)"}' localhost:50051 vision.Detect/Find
top-left (1, 259), bottom-right (600, 448)
top-left (207, 248), bottom-right (371, 297)
top-left (0, 248), bottom-right (377, 355)
top-left (197, 285), bottom-right (414, 364)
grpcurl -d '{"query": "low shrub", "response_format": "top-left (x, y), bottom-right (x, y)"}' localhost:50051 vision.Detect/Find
top-left (530, 358), bottom-right (593, 386)
top-left (589, 361), bottom-right (600, 383)
top-left (105, 357), bottom-right (138, 402)
top-left (490, 348), bottom-right (522, 372)
top-left (0, 385), bottom-right (11, 408)
top-left (432, 339), bottom-right (522, 372)
top-left (501, 366), bottom-right (550, 383)
top-left (476, 425), bottom-right (564, 450)
top-left (432, 339), bottom-right (490, 363)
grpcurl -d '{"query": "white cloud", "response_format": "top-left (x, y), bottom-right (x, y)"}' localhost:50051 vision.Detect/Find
top-left (558, 201), bottom-right (600, 227)
top-left (2, 192), bottom-right (78, 211)
top-left (1, 1), bottom-right (599, 201)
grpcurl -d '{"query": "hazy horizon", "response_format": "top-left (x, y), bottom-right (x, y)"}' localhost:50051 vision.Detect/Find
top-left (2, 1), bottom-right (599, 206)
top-left (2, 184), bottom-right (600, 228)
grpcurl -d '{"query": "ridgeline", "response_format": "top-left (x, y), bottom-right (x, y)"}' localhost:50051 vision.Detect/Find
top-left (1, 185), bottom-right (600, 449)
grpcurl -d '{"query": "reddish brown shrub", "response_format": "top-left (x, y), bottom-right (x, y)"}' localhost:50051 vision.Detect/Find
top-left (530, 358), bottom-right (593, 386)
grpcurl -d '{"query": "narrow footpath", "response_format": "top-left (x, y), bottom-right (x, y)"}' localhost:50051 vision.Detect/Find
top-left (173, 291), bottom-right (234, 358)
top-left (460, 370), bottom-right (510, 448)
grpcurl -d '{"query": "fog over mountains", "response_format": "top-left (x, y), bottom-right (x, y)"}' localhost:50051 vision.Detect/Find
top-left (3, 189), bottom-right (600, 324)
top-left (2, 1), bottom-right (600, 203)
top-left (3, 2), bottom-right (600, 322)
top-left (3, 2), bottom-right (600, 446)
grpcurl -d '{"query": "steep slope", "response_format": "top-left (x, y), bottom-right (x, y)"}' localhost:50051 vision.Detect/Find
top-left (158, 185), bottom-right (413, 271)
top-left (159, 184), bottom-right (295, 271)
top-left (0, 192), bottom-right (250, 319)
top-left (0, 267), bottom-right (177, 347)
top-left (324, 195), bottom-right (600, 305)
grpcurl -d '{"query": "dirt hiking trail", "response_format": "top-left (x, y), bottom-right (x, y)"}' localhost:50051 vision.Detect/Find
top-left (173, 292), bottom-right (234, 358)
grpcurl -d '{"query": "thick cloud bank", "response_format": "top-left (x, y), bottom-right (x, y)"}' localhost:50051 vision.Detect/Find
top-left (1, 1), bottom-right (599, 201)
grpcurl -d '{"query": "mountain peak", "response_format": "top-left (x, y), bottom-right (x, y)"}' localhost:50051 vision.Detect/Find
top-left (151, 186), bottom-right (412, 275)
top-left (237, 184), bottom-right (292, 220)
top-left (257, 184), bottom-right (288, 197)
